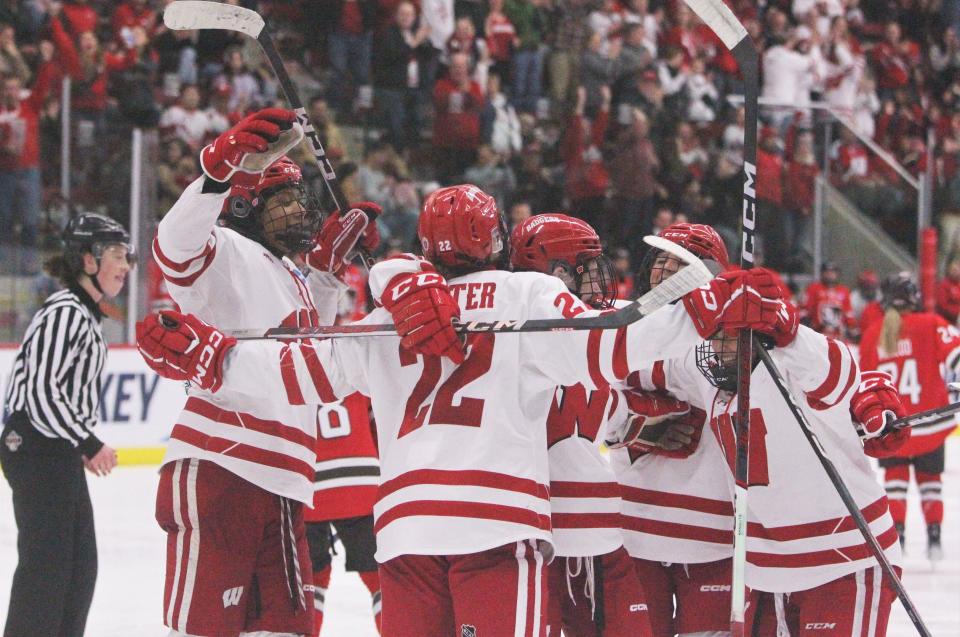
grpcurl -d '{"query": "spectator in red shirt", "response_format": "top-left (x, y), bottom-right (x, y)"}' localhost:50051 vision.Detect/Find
top-left (112, 0), bottom-right (157, 45)
top-left (830, 126), bottom-right (905, 231)
top-left (432, 51), bottom-right (485, 183)
top-left (484, 0), bottom-right (516, 82)
top-left (783, 129), bottom-right (819, 270)
top-left (324, 0), bottom-right (376, 115)
top-left (561, 85), bottom-right (609, 232)
top-left (756, 126), bottom-right (786, 268)
top-left (62, 0), bottom-right (98, 37)
top-left (936, 260), bottom-right (960, 324)
top-left (803, 261), bottom-right (858, 340)
top-left (0, 18), bottom-right (67, 250)
top-left (869, 20), bottom-right (920, 95)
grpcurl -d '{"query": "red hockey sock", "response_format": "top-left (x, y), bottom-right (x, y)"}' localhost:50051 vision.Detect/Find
top-left (358, 570), bottom-right (382, 634)
top-left (311, 566), bottom-right (332, 637)
top-left (916, 472), bottom-right (944, 526)
top-left (884, 466), bottom-right (909, 525)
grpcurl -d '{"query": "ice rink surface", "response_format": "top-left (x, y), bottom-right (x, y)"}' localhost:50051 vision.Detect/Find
top-left (1, 440), bottom-right (959, 636)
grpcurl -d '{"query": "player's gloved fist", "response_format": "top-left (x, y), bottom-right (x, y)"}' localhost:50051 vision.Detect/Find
top-left (606, 389), bottom-right (691, 449)
top-left (753, 299), bottom-right (799, 347)
top-left (632, 407), bottom-right (709, 459)
top-left (136, 310), bottom-right (237, 392)
top-left (381, 269), bottom-right (465, 363)
top-left (306, 202), bottom-right (382, 276)
top-left (850, 370), bottom-right (910, 458)
top-left (200, 108), bottom-right (297, 183)
top-left (683, 268), bottom-right (789, 339)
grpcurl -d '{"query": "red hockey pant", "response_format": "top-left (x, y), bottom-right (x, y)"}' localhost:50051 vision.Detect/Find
top-left (631, 557), bottom-right (733, 637)
top-left (379, 540), bottom-right (546, 636)
top-left (546, 546), bottom-right (652, 636)
top-left (747, 565), bottom-right (898, 637)
top-left (155, 459), bottom-right (313, 636)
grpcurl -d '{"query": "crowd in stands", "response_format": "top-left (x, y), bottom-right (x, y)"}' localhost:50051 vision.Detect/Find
top-left (4, 0), bottom-right (960, 333)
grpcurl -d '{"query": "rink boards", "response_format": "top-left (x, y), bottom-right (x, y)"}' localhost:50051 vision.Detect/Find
top-left (0, 345), bottom-right (185, 464)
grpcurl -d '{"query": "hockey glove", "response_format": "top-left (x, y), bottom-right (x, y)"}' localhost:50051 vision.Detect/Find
top-left (606, 389), bottom-right (691, 450)
top-left (381, 268), bottom-right (465, 364)
top-left (136, 310), bottom-right (237, 392)
top-left (631, 406), bottom-right (709, 459)
top-left (850, 370), bottom-right (910, 458)
top-left (306, 202), bottom-right (382, 276)
top-left (200, 108), bottom-right (299, 183)
top-left (683, 268), bottom-right (790, 340)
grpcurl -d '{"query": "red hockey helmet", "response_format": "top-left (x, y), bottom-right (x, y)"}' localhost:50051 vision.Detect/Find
top-left (418, 184), bottom-right (507, 272)
top-left (224, 156), bottom-right (321, 256)
top-left (659, 223), bottom-right (731, 269)
top-left (510, 213), bottom-right (616, 308)
top-left (638, 222), bottom-right (730, 296)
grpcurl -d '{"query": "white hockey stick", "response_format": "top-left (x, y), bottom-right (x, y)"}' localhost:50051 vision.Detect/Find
top-left (223, 237), bottom-right (712, 340)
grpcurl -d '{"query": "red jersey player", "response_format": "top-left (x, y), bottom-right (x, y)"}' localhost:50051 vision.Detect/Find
top-left (859, 272), bottom-right (960, 561)
top-left (138, 185), bottom-right (786, 636)
top-left (305, 392), bottom-right (381, 635)
top-left (802, 261), bottom-right (857, 341)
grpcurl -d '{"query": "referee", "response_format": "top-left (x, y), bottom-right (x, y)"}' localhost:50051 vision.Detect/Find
top-left (1, 213), bottom-right (134, 637)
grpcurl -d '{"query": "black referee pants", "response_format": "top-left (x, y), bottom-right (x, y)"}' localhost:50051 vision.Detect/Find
top-left (1, 422), bottom-right (97, 637)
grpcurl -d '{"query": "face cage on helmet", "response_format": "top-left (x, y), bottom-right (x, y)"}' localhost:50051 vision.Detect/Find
top-left (695, 335), bottom-right (740, 392)
top-left (572, 253), bottom-right (617, 309)
top-left (258, 182), bottom-right (322, 256)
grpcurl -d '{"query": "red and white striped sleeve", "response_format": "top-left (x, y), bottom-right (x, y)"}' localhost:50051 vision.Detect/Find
top-left (222, 334), bottom-right (365, 407)
top-left (153, 177), bottom-right (228, 288)
top-left (776, 325), bottom-right (859, 410)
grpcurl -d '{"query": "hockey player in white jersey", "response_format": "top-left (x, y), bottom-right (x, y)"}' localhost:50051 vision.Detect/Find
top-left (137, 184), bottom-right (790, 636)
top-left (144, 107), bottom-right (379, 637)
top-left (510, 213), bottom-right (688, 636)
top-left (615, 223), bottom-right (906, 637)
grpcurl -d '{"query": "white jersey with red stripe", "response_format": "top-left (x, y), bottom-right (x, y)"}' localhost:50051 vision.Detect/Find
top-left (218, 257), bottom-right (703, 562)
top-left (641, 326), bottom-right (901, 592)
top-left (153, 176), bottom-right (342, 504)
top-left (546, 384), bottom-right (627, 557)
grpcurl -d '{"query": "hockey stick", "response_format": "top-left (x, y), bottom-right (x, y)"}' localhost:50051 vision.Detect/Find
top-left (678, 1), bottom-right (757, 633)
top-left (756, 345), bottom-right (933, 637)
top-left (163, 1), bottom-right (375, 267)
top-left (224, 236), bottom-right (713, 340)
top-left (887, 398), bottom-right (960, 431)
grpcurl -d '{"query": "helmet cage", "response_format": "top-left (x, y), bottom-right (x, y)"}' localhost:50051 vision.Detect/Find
top-left (695, 334), bottom-right (739, 392)
top-left (570, 253), bottom-right (617, 309)
top-left (226, 181), bottom-right (322, 256)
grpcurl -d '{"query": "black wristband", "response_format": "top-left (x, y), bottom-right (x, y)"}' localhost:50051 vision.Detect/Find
top-left (202, 176), bottom-right (232, 194)
top-left (78, 433), bottom-right (104, 459)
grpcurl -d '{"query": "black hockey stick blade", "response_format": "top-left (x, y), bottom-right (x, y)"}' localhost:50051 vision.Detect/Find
top-left (887, 399), bottom-right (960, 431)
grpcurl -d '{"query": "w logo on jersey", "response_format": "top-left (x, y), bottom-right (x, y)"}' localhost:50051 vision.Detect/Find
top-left (222, 586), bottom-right (244, 608)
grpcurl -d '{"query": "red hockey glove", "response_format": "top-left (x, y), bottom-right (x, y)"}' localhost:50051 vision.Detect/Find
top-left (683, 268), bottom-right (788, 339)
top-left (381, 268), bottom-right (465, 363)
top-left (200, 108), bottom-right (297, 183)
top-left (136, 310), bottom-right (237, 392)
top-left (633, 406), bottom-right (709, 459)
top-left (305, 202), bottom-right (382, 275)
top-left (606, 389), bottom-right (691, 449)
top-left (850, 370), bottom-right (910, 458)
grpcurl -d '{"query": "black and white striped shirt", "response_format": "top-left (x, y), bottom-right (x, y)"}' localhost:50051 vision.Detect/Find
top-left (3, 285), bottom-right (106, 457)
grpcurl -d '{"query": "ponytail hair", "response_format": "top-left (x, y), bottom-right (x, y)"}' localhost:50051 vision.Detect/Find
top-left (43, 253), bottom-right (87, 287)
top-left (879, 307), bottom-right (903, 357)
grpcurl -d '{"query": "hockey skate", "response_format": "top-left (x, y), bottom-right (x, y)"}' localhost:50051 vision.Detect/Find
top-left (927, 524), bottom-right (943, 564)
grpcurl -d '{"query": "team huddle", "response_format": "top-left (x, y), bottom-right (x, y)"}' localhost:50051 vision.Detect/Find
top-left (135, 107), bottom-right (940, 637)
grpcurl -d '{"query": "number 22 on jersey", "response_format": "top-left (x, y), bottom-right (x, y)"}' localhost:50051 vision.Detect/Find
top-left (396, 334), bottom-right (495, 438)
